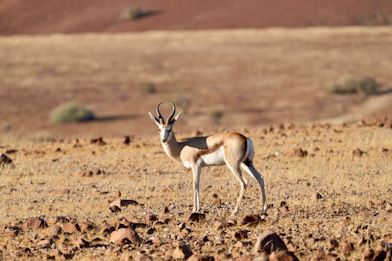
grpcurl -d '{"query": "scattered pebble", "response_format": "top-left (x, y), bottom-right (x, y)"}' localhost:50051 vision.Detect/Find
top-left (254, 231), bottom-right (288, 254)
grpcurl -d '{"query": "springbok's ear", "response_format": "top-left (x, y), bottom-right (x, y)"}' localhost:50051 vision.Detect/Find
top-left (148, 112), bottom-right (160, 126)
top-left (148, 112), bottom-right (157, 121)
top-left (173, 111), bottom-right (182, 121)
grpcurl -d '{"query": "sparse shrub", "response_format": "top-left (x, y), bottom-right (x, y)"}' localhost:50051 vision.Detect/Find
top-left (50, 102), bottom-right (95, 124)
top-left (121, 7), bottom-right (155, 21)
top-left (330, 77), bottom-right (380, 96)
top-left (211, 110), bottom-right (224, 124)
top-left (141, 82), bottom-right (157, 95)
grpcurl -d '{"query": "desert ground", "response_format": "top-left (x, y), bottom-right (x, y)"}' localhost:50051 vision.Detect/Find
top-left (0, 121), bottom-right (391, 260)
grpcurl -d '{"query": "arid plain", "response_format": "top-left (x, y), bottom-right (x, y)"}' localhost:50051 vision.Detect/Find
top-left (1, 121), bottom-right (392, 260)
top-left (1, 27), bottom-right (392, 260)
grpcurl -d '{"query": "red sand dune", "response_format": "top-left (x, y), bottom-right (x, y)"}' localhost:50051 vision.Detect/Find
top-left (1, 0), bottom-right (392, 35)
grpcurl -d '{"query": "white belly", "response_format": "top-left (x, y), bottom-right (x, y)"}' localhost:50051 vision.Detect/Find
top-left (198, 147), bottom-right (225, 166)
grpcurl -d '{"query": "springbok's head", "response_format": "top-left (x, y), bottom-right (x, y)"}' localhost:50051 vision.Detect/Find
top-left (148, 102), bottom-right (182, 143)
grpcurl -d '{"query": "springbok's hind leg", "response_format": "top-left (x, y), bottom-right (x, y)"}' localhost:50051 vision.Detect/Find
top-left (241, 162), bottom-right (267, 214)
top-left (226, 161), bottom-right (248, 216)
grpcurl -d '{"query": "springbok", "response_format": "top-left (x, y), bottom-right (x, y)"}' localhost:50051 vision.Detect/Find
top-left (148, 102), bottom-right (267, 216)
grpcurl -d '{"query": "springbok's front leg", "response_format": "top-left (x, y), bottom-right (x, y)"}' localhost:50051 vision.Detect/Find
top-left (191, 164), bottom-right (201, 213)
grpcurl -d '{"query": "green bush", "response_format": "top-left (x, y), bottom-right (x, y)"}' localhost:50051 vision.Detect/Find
top-left (50, 102), bottom-right (95, 123)
top-left (330, 77), bottom-right (380, 96)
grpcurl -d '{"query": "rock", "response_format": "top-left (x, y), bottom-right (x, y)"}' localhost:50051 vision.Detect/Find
top-left (233, 230), bottom-right (248, 241)
top-left (385, 203), bottom-right (392, 212)
top-left (109, 205), bottom-right (121, 213)
top-left (37, 239), bottom-right (52, 248)
top-left (79, 221), bottom-right (94, 232)
top-left (215, 219), bottom-right (237, 230)
top-left (172, 243), bottom-right (192, 259)
top-left (213, 197), bottom-right (222, 206)
top-left (328, 239), bottom-right (339, 250)
top-left (148, 213), bottom-right (158, 223)
top-left (5, 149), bottom-right (17, 154)
top-left (53, 216), bottom-right (69, 224)
top-left (62, 223), bottom-right (81, 234)
top-left (110, 228), bottom-right (141, 246)
top-left (23, 217), bottom-right (48, 230)
top-left (109, 190), bottom-right (121, 201)
top-left (109, 199), bottom-right (139, 212)
top-left (315, 192), bottom-right (323, 200)
top-left (241, 214), bottom-right (262, 225)
top-left (0, 153), bottom-right (12, 165)
top-left (146, 227), bottom-right (156, 235)
top-left (374, 247), bottom-right (387, 261)
top-left (360, 247), bottom-right (386, 261)
top-left (117, 218), bottom-right (132, 230)
top-left (234, 241), bottom-right (244, 248)
top-left (188, 213), bottom-right (206, 222)
top-left (342, 241), bottom-right (355, 255)
top-left (61, 252), bottom-right (74, 260)
top-left (212, 193), bottom-right (222, 206)
top-left (5, 226), bottom-right (22, 238)
top-left (90, 137), bottom-right (106, 145)
top-left (74, 238), bottom-right (90, 248)
top-left (362, 248), bottom-right (374, 261)
top-left (294, 148), bottom-right (308, 157)
top-left (152, 237), bottom-right (162, 246)
top-left (161, 206), bottom-right (170, 215)
top-left (353, 148), bottom-right (366, 157)
top-left (100, 221), bottom-right (115, 235)
top-left (188, 255), bottom-right (215, 261)
top-left (280, 201), bottom-right (287, 208)
top-left (214, 221), bottom-right (224, 230)
top-left (47, 225), bottom-right (61, 236)
top-left (269, 251), bottom-right (299, 261)
top-left (254, 231), bottom-right (288, 254)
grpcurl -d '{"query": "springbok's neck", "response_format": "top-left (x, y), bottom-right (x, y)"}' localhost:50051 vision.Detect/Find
top-left (161, 132), bottom-right (182, 162)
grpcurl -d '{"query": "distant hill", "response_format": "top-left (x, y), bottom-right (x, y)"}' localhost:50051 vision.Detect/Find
top-left (1, 0), bottom-right (392, 35)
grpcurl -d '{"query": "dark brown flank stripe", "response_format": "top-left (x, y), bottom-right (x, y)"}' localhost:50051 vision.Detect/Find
top-left (193, 141), bottom-right (224, 162)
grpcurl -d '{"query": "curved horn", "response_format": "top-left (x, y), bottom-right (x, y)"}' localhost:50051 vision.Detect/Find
top-left (167, 102), bottom-right (176, 123)
top-left (156, 102), bottom-right (165, 123)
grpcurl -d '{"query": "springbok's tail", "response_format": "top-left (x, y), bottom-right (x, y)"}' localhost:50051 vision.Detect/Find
top-left (242, 138), bottom-right (255, 163)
